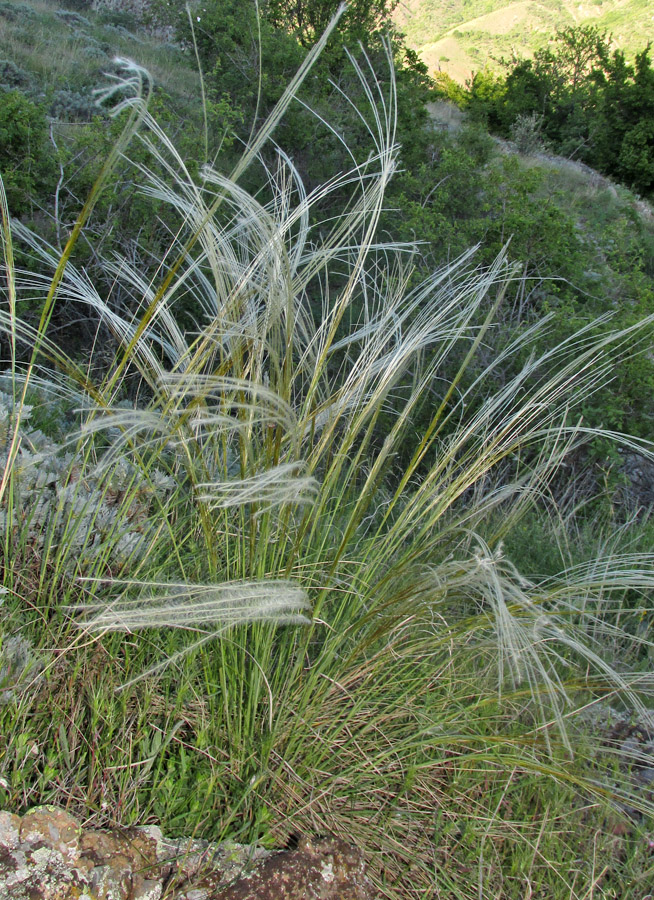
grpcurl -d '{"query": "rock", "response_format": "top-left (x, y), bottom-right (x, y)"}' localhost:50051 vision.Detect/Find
top-left (213, 836), bottom-right (376, 900)
top-left (89, 861), bottom-right (133, 900)
top-left (156, 837), bottom-right (270, 898)
top-left (619, 451), bottom-right (654, 508)
top-left (19, 806), bottom-right (81, 862)
top-left (0, 812), bottom-right (21, 851)
top-left (126, 825), bottom-right (161, 867)
top-left (0, 806), bottom-right (374, 900)
top-left (0, 839), bottom-right (90, 900)
top-left (134, 879), bottom-right (162, 900)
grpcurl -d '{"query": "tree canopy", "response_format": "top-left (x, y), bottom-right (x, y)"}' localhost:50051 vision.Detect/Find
top-left (462, 27), bottom-right (654, 195)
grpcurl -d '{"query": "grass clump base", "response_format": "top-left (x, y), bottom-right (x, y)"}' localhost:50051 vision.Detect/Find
top-left (1, 35), bottom-right (654, 898)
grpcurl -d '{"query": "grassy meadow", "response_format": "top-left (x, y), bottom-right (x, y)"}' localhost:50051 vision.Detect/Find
top-left (1, 2), bottom-right (654, 898)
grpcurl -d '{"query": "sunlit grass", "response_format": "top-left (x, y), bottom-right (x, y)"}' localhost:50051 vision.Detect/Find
top-left (0, 0), bottom-right (200, 100)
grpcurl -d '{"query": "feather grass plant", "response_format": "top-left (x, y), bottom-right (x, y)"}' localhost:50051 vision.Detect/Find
top-left (2, 25), bottom-right (654, 897)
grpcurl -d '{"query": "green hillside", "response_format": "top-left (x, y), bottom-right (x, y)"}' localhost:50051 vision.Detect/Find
top-left (395, 0), bottom-right (654, 81)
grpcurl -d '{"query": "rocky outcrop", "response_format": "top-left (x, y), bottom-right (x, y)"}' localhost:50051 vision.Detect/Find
top-left (620, 451), bottom-right (654, 510)
top-left (213, 836), bottom-right (374, 900)
top-left (0, 806), bottom-right (376, 900)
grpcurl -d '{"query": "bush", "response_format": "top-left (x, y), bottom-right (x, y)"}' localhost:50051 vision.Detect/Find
top-left (50, 89), bottom-right (99, 122)
top-left (0, 90), bottom-right (56, 214)
top-left (0, 60), bottom-right (32, 91)
top-left (510, 111), bottom-right (547, 155)
top-left (0, 1), bottom-right (37, 24)
top-left (54, 9), bottom-right (92, 28)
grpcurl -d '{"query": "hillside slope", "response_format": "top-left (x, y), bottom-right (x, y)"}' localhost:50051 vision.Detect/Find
top-left (394, 0), bottom-right (654, 81)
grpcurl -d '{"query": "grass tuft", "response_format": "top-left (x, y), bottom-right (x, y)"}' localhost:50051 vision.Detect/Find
top-left (1, 32), bottom-right (654, 898)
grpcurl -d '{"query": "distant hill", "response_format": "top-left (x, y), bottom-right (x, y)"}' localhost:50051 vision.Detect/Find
top-left (394, 0), bottom-right (654, 83)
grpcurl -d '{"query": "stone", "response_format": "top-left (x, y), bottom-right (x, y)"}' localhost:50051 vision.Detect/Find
top-left (123, 827), bottom-right (162, 898)
top-left (89, 862), bottom-right (132, 900)
top-left (0, 840), bottom-right (89, 900)
top-left (126, 826), bottom-right (161, 868)
top-left (0, 811), bottom-right (21, 851)
top-left (19, 806), bottom-right (81, 862)
top-left (0, 806), bottom-right (375, 900)
top-left (134, 878), bottom-right (163, 900)
top-left (80, 827), bottom-right (134, 867)
top-left (213, 836), bottom-right (376, 900)
top-left (81, 826), bottom-right (167, 900)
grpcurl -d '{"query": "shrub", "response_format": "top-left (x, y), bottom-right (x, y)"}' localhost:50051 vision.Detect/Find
top-left (50, 89), bottom-right (99, 122)
top-left (0, 1), bottom-right (37, 24)
top-left (0, 91), bottom-right (56, 214)
top-left (0, 60), bottom-right (32, 91)
top-left (510, 111), bottom-right (547, 155)
top-left (54, 10), bottom-right (92, 28)
top-left (102, 23), bottom-right (144, 42)
top-left (98, 9), bottom-right (139, 29)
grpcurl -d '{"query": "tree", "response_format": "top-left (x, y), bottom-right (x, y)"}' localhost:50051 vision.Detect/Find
top-left (265, 0), bottom-right (399, 48)
top-left (165, 0), bottom-right (432, 188)
top-left (590, 45), bottom-right (654, 194)
top-left (500, 27), bottom-right (610, 155)
top-left (465, 68), bottom-right (506, 130)
top-left (462, 28), bottom-right (654, 195)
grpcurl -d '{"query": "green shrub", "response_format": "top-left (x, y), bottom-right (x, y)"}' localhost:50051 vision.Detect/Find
top-left (463, 29), bottom-right (654, 198)
top-left (510, 111), bottom-right (547, 154)
top-left (54, 9), bottom-right (92, 28)
top-left (0, 59), bottom-right (32, 91)
top-left (98, 9), bottom-right (139, 29)
top-left (0, 1), bottom-right (38, 24)
top-left (50, 88), bottom-right (99, 122)
top-left (0, 90), bottom-right (56, 215)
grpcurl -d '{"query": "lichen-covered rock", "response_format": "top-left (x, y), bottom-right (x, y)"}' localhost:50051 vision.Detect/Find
top-left (19, 806), bottom-right (82, 862)
top-left (152, 836), bottom-right (270, 898)
top-left (0, 839), bottom-right (90, 900)
top-left (0, 812), bottom-right (20, 851)
top-left (81, 826), bottom-right (162, 900)
top-left (0, 385), bottom-right (175, 577)
top-left (213, 836), bottom-right (376, 900)
top-left (0, 807), bottom-right (375, 899)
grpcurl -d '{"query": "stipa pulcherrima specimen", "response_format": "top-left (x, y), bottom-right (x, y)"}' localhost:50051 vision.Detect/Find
top-left (2, 10), bottom-right (654, 892)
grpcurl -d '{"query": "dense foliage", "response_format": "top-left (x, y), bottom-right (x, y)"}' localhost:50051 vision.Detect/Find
top-left (153, 0), bottom-right (434, 182)
top-left (463, 26), bottom-right (654, 196)
top-left (0, 91), bottom-right (57, 215)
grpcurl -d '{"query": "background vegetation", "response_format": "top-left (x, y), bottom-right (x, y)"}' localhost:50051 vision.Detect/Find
top-left (462, 26), bottom-right (654, 196)
top-left (393, 0), bottom-right (654, 84)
